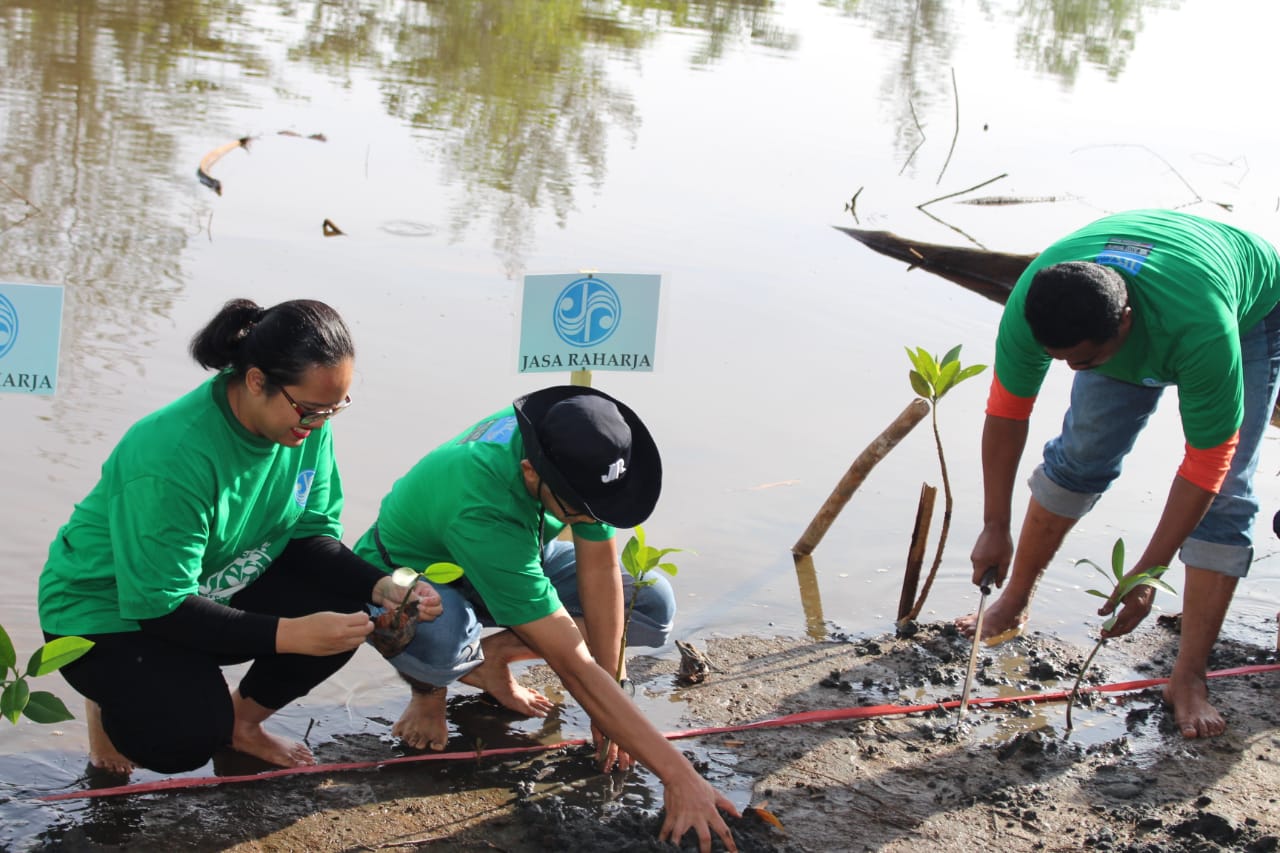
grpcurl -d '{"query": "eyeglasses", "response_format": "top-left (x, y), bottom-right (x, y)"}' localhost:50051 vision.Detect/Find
top-left (540, 479), bottom-right (597, 525)
top-left (278, 384), bottom-right (352, 426)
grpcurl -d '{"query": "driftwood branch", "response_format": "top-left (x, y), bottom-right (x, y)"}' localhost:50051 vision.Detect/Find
top-left (897, 483), bottom-right (937, 622)
top-left (793, 398), bottom-right (931, 557)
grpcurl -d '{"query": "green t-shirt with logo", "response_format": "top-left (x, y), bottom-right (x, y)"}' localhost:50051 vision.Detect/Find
top-left (996, 209), bottom-right (1280, 449)
top-left (39, 372), bottom-right (345, 636)
top-left (352, 406), bottom-right (615, 628)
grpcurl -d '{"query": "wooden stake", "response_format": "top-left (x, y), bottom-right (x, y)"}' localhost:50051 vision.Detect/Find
top-left (897, 482), bottom-right (937, 623)
top-left (792, 397), bottom-right (931, 557)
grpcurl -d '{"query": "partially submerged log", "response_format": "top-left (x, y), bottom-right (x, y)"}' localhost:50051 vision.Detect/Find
top-left (835, 226), bottom-right (1036, 306)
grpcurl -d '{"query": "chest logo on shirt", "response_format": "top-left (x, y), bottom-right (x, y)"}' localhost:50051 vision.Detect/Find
top-left (1095, 238), bottom-right (1153, 276)
top-left (295, 469), bottom-right (315, 508)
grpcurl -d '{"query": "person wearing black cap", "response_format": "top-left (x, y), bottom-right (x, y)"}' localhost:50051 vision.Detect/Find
top-left (353, 386), bottom-right (738, 850)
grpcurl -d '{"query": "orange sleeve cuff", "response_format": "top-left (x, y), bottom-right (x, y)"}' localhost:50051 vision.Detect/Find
top-left (1178, 434), bottom-right (1238, 494)
top-left (986, 373), bottom-right (1035, 421)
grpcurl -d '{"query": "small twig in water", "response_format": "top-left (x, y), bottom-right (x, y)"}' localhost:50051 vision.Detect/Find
top-left (899, 98), bottom-right (927, 176)
top-left (917, 173), bottom-right (1008, 210)
top-left (1072, 143), bottom-right (1203, 208)
top-left (936, 67), bottom-right (959, 186)
top-left (844, 186), bottom-right (864, 224)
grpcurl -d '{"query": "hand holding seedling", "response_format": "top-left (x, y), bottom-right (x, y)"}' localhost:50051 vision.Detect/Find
top-left (368, 563), bottom-right (459, 658)
top-left (1066, 538), bottom-right (1176, 730)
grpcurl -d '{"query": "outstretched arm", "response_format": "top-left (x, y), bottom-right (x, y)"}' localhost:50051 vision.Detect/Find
top-left (512, 609), bottom-right (739, 853)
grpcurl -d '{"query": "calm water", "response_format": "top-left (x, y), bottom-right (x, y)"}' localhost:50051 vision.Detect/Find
top-left (3, 0), bottom-right (1280, 839)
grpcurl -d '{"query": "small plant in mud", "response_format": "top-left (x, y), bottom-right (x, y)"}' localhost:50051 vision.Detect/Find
top-left (1066, 538), bottom-right (1176, 731)
top-left (368, 562), bottom-right (465, 658)
top-left (0, 624), bottom-right (93, 724)
top-left (598, 526), bottom-right (687, 766)
top-left (902, 344), bottom-right (987, 620)
top-left (615, 525), bottom-right (685, 684)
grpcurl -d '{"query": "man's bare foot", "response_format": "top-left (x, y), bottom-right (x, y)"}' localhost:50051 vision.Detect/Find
top-left (392, 687), bottom-right (449, 751)
top-left (955, 595), bottom-right (1028, 640)
top-left (1163, 671), bottom-right (1226, 738)
top-left (85, 700), bottom-right (135, 775)
top-left (231, 720), bottom-right (315, 767)
top-left (460, 658), bottom-right (555, 717)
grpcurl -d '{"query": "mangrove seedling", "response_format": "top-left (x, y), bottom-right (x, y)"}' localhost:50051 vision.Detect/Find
top-left (599, 525), bottom-right (687, 767)
top-left (0, 624), bottom-right (93, 724)
top-left (903, 344), bottom-right (987, 621)
top-left (369, 562), bottom-right (465, 658)
top-left (1065, 538), bottom-right (1176, 731)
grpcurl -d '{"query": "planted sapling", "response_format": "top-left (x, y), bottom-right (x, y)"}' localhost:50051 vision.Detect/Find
top-left (1066, 537), bottom-right (1176, 731)
top-left (903, 344), bottom-right (987, 621)
top-left (0, 624), bottom-right (93, 724)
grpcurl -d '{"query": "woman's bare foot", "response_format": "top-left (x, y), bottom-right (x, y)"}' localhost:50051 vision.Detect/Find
top-left (392, 686), bottom-right (449, 750)
top-left (1163, 670), bottom-right (1226, 738)
top-left (229, 690), bottom-right (314, 767)
top-left (955, 595), bottom-right (1029, 640)
top-left (231, 719), bottom-right (315, 767)
top-left (460, 658), bottom-right (555, 717)
top-left (85, 700), bottom-right (135, 775)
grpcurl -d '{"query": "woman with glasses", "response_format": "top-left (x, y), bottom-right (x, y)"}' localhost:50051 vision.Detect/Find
top-left (38, 298), bottom-right (442, 777)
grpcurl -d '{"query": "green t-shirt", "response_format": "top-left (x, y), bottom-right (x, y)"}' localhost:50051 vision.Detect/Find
top-left (352, 406), bottom-right (615, 627)
top-left (996, 209), bottom-right (1280, 448)
top-left (39, 372), bottom-right (345, 635)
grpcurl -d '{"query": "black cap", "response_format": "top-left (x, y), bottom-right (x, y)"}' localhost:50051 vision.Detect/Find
top-left (514, 386), bottom-right (661, 528)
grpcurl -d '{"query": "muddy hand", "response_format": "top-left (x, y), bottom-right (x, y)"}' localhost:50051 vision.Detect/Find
top-left (659, 773), bottom-right (739, 853)
top-left (970, 524), bottom-right (1013, 587)
top-left (1099, 582), bottom-right (1155, 639)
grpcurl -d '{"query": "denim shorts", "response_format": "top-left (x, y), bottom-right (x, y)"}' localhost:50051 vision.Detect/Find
top-left (1032, 301), bottom-right (1280, 578)
top-left (369, 539), bottom-right (677, 687)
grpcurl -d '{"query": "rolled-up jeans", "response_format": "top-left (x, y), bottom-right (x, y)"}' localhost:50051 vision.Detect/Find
top-left (369, 539), bottom-right (677, 687)
top-left (1031, 301), bottom-right (1280, 578)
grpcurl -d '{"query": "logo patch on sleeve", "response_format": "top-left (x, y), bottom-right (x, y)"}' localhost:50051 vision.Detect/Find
top-left (295, 470), bottom-right (315, 507)
top-left (460, 415), bottom-right (517, 445)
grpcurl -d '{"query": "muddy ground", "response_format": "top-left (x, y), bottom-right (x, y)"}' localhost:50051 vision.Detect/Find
top-left (19, 617), bottom-right (1280, 852)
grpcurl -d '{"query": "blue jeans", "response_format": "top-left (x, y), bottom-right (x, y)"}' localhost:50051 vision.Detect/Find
top-left (370, 539), bottom-right (676, 686)
top-left (1031, 302), bottom-right (1280, 578)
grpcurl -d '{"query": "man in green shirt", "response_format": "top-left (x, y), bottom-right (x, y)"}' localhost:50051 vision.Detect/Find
top-left (958, 209), bottom-right (1280, 739)
top-left (356, 385), bottom-right (736, 849)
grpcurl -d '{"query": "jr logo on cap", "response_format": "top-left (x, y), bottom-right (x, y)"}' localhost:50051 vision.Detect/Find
top-left (602, 458), bottom-right (627, 483)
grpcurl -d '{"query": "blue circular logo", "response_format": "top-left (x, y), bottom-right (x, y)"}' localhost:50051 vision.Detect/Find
top-left (294, 470), bottom-right (315, 507)
top-left (553, 277), bottom-right (621, 347)
top-left (0, 294), bottom-right (18, 360)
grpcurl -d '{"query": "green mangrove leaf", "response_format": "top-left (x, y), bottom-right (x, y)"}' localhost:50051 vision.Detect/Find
top-left (941, 344), bottom-right (962, 367)
top-left (1110, 539), bottom-right (1126, 581)
top-left (909, 371), bottom-right (931, 399)
top-left (22, 691), bottom-right (73, 724)
top-left (2, 679), bottom-right (29, 724)
top-left (423, 562), bottom-right (465, 584)
top-left (391, 567), bottom-right (419, 587)
top-left (27, 636), bottom-right (94, 677)
top-left (956, 363), bottom-right (987, 383)
top-left (1084, 588), bottom-right (1110, 599)
top-left (658, 562), bottom-right (679, 577)
top-left (0, 624), bottom-right (15, 672)
top-left (1101, 614), bottom-right (1119, 632)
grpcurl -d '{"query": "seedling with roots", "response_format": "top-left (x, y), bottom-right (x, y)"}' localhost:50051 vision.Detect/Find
top-left (1066, 538), bottom-right (1176, 731)
top-left (902, 344), bottom-right (987, 621)
top-left (368, 562), bottom-right (465, 658)
top-left (0, 624), bottom-right (93, 724)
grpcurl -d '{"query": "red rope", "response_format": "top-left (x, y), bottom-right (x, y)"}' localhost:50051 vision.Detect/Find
top-left (39, 661), bottom-right (1280, 802)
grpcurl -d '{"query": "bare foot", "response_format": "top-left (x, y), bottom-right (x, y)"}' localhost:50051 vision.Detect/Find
top-left (392, 687), bottom-right (449, 750)
top-left (231, 719), bottom-right (315, 767)
top-left (460, 658), bottom-right (555, 717)
top-left (1163, 671), bottom-right (1226, 738)
top-left (85, 700), bottom-right (135, 775)
top-left (955, 595), bottom-right (1028, 641)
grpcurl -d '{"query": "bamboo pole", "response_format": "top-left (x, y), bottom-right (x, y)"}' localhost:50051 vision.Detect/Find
top-left (897, 482), bottom-right (937, 623)
top-left (792, 398), bottom-right (931, 557)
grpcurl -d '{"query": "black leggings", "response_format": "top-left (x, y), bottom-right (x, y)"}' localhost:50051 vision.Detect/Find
top-left (51, 545), bottom-right (368, 773)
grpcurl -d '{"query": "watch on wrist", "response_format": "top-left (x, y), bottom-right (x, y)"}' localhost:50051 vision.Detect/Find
top-left (619, 677), bottom-right (635, 697)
